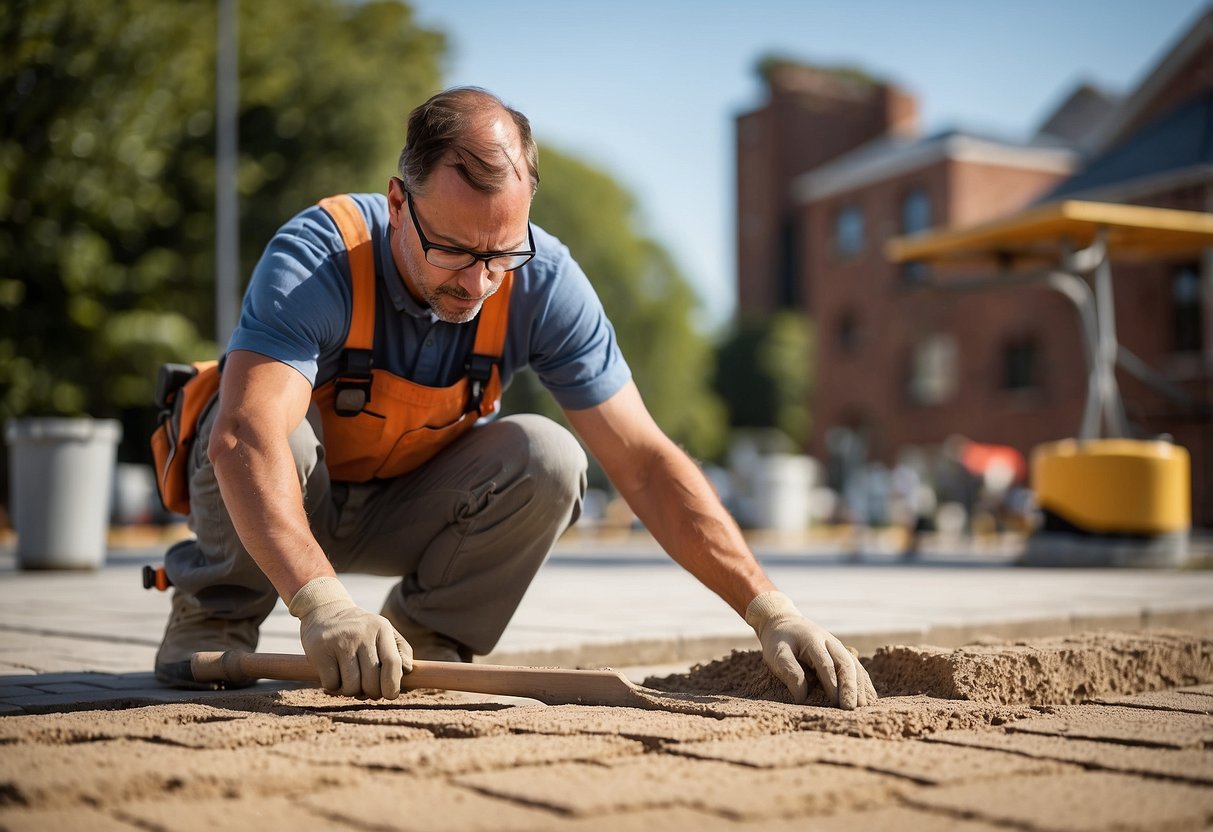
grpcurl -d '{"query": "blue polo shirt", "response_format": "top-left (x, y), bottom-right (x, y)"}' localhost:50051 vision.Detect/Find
top-left (228, 193), bottom-right (631, 411)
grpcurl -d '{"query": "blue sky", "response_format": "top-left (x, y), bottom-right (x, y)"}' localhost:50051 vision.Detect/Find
top-left (409, 0), bottom-right (1210, 332)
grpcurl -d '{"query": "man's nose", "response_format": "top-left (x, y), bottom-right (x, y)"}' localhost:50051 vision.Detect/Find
top-left (456, 262), bottom-right (493, 298)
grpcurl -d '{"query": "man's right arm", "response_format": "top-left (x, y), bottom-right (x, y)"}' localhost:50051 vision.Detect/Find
top-left (208, 350), bottom-right (333, 598)
top-left (208, 349), bottom-right (410, 699)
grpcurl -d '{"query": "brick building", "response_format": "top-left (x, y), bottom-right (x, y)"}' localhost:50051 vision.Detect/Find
top-left (734, 10), bottom-right (1213, 524)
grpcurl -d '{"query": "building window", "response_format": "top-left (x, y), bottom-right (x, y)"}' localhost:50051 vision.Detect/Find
top-left (777, 215), bottom-right (800, 309)
top-left (908, 334), bottom-right (957, 405)
top-left (901, 188), bottom-right (931, 234)
top-left (1002, 338), bottom-right (1040, 391)
top-left (1173, 263), bottom-right (1203, 354)
top-left (899, 188), bottom-right (931, 283)
top-left (838, 311), bottom-right (860, 354)
top-left (835, 204), bottom-right (864, 256)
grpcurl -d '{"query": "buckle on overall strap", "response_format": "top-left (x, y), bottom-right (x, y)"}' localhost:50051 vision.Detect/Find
top-left (333, 349), bottom-right (373, 416)
top-left (465, 353), bottom-right (497, 411)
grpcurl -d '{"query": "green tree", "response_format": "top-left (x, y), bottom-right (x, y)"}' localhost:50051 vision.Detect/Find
top-left (502, 145), bottom-right (727, 463)
top-left (0, 0), bottom-right (442, 453)
top-left (714, 311), bottom-right (814, 446)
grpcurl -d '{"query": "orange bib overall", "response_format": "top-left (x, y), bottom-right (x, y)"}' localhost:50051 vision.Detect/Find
top-left (312, 194), bottom-right (514, 482)
top-left (151, 193), bottom-right (513, 514)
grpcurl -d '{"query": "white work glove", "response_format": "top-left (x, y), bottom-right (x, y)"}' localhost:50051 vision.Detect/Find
top-left (746, 591), bottom-right (878, 709)
top-left (288, 577), bottom-right (412, 699)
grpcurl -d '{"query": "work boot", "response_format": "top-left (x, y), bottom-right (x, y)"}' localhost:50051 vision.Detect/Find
top-left (381, 586), bottom-right (473, 663)
top-left (154, 590), bottom-right (262, 690)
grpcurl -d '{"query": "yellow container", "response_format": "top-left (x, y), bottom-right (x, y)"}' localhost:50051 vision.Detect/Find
top-left (1031, 438), bottom-right (1190, 535)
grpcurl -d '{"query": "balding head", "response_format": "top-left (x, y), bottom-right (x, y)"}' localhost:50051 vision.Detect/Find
top-left (397, 87), bottom-right (540, 197)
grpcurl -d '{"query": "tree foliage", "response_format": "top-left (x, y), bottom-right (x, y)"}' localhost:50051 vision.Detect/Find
top-left (1, 0), bottom-right (727, 484)
top-left (714, 312), bottom-right (814, 447)
top-left (756, 53), bottom-right (880, 88)
top-left (0, 0), bottom-right (442, 447)
top-left (502, 145), bottom-right (727, 462)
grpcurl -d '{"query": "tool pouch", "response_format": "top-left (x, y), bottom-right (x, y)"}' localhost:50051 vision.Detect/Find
top-left (150, 360), bottom-right (221, 515)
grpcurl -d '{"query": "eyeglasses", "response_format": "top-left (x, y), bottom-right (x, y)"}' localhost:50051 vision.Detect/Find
top-left (403, 185), bottom-right (535, 274)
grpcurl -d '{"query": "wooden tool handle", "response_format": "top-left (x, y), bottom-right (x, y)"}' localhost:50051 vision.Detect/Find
top-left (190, 650), bottom-right (642, 706)
top-left (192, 650), bottom-right (319, 685)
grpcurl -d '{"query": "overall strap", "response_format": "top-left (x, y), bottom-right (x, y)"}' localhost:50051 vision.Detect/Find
top-left (318, 195), bottom-right (375, 415)
top-left (466, 272), bottom-right (515, 410)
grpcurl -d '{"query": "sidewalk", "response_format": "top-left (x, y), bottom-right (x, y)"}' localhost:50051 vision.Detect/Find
top-left (1, 531), bottom-right (1211, 713)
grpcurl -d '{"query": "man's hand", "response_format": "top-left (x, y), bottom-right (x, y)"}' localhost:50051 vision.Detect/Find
top-left (746, 591), bottom-right (877, 709)
top-left (288, 577), bottom-right (412, 699)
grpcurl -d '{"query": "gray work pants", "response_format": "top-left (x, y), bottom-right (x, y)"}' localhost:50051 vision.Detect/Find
top-left (164, 399), bottom-right (588, 655)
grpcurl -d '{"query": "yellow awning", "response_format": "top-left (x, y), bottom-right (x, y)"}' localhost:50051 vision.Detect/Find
top-left (886, 200), bottom-right (1213, 264)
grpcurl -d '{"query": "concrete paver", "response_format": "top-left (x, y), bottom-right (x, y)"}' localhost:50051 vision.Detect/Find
top-left (1178, 683), bottom-right (1213, 696)
top-left (906, 770), bottom-right (1213, 832)
top-left (328, 704), bottom-right (516, 738)
top-left (327, 701), bottom-right (768, 743)
top-left (0, 685), bottom-right (274, 713)
top-left (669, 731), bottom-right (1071, 783)
top-left (299, 773), bottom-right (570, 832)
top-left (1004, 703), bottom-right (1213, 748)
top-left (116, 796), bottom-right (365, 832)
top-left (456, 755), bottom-right (906, 819)
top-left (727, 806), bottom-right (1014, 832)
top-left (0, 807), bottom-right (146, 832)
top-left (0, 702), bottom-right (329, 747)
top-left (525, 805), bottom-right (1012, 832)
top-left (526, 808), bottom-right (764, 832)
top-left (270, 731), bottom-right (645, 775)
top-left (0, 739), bottom-right (360, 809)
top-left (0, 671), bottom-right (126, 687)
top-left (792, 695), bottom-right (1041, 740)
top-left (925, 728), bottom-right (1213, 784)
top-left (1089, 689), bottom-right (1213, 713)
top-left (484, 703), bottom-right (769, 743)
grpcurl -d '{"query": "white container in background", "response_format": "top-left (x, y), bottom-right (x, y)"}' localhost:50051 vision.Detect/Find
top-left (6, 417), bottom-right (123, 570)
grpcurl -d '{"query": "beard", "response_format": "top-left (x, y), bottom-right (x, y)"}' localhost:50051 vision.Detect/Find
top-left (398, 233), bottom-right (500, 324)
top-left (422, 280), bottom-right (499, 324)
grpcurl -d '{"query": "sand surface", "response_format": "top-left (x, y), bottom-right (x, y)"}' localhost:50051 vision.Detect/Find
top-left (2, 630), bottom-right (1212, 831)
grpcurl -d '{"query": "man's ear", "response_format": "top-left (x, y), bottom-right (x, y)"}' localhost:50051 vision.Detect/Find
top-left (387, 177), bottom-right (406, 227)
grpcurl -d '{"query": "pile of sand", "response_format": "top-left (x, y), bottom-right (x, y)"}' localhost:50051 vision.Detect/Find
top-left (646, 650), bottom-right (805, 705)
top-left (645, 630), bottom-right (1213, 707)
top-left (865, 630), bottom-right (1213, 705)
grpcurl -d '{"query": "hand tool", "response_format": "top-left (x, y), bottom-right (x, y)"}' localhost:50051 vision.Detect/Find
top-left (143, 565), bottom-right (172, 591)
top-left (191, 650), bottom-right (692, 709)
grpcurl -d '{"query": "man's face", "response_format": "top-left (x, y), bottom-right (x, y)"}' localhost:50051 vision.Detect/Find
top-left (387, 165), bottom-right (531, 324)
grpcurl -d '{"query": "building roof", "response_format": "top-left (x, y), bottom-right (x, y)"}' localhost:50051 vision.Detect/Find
top-left (1033, 83), bottom-right (1123, 151)
top-left (1044, 90), bottom-right (1213, 201)
top-left (792, 131), bottom-right (1077, 204)
top-left (1085, 7), bottom-right (1213, 152)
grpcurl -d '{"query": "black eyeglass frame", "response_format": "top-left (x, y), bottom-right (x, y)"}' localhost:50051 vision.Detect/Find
top-left (399, 180), bottom-right (536, 273)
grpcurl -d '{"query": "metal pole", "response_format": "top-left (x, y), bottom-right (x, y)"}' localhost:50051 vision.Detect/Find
top-left (215, 0), bottom-right (239, 348)
top-left (1089, 229), bottom-right (1129, 438)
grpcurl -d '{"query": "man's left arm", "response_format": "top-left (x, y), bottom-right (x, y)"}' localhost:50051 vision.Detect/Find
top-left (564, 380), bottom-right (877, 709)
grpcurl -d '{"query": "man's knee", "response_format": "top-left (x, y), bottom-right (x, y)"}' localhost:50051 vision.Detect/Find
top-left (502, 414), bottom-right (587, 503)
